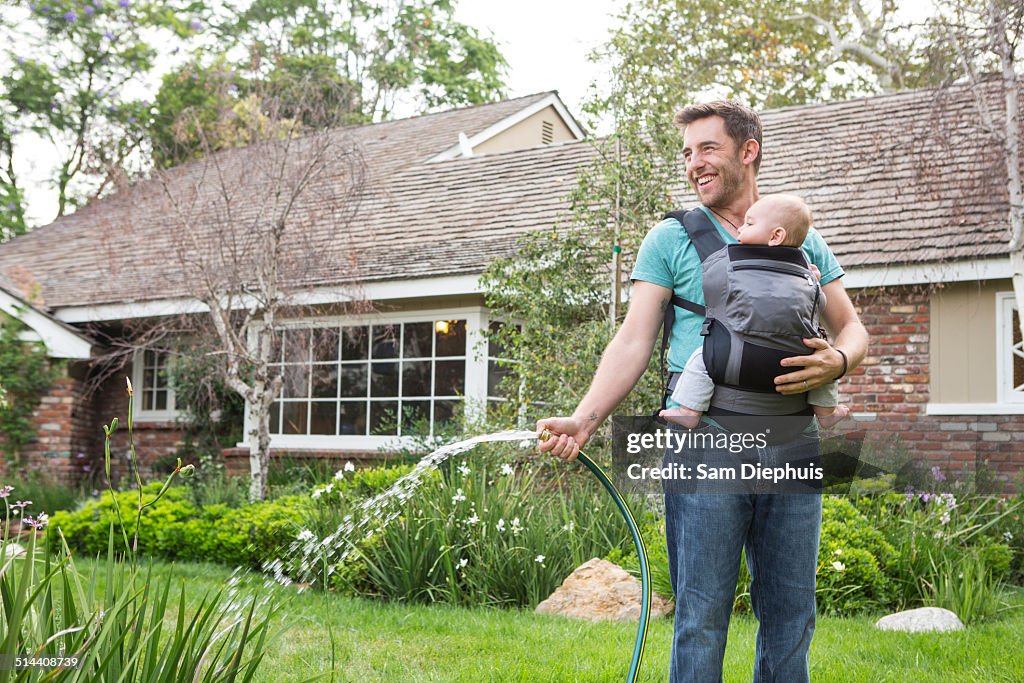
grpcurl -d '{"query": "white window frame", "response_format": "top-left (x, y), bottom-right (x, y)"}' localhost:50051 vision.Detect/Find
top-left (246, 306), bottom-right (488, 451)
top-left (131, 349), bottom-right (179, 422)
top-left (996, 291), bottom-right (1024, 405)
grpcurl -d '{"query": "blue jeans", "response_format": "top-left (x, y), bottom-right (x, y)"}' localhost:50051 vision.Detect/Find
top-left (664, 432), bottom-right (822, 683)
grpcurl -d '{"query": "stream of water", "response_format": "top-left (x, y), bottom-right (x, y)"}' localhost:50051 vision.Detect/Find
top-left (262, 429), bottom-right (540, 586)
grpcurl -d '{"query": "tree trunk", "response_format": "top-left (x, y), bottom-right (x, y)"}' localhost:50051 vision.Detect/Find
top-left (247, 381), bottom-right (269, 502)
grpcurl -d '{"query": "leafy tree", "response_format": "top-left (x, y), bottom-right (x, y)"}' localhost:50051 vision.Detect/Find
top-left (0, 0), bottom-right (203, 223)
top-left (225, 0), bottom-right (506, 121)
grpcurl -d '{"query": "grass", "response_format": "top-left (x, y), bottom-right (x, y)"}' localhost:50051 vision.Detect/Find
top-left (68, 558), bottom-right (1024, 682)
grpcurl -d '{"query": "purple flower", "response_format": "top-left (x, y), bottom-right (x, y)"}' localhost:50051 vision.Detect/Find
top-left (191, 74), bottom-right (199, 80)
top-left (75, 452), bottom-right (85, 459)
top-left (16, 57), bottom-right (26, 64)
top-left (5, 203), bottom-right (15, 210)
top-left (83, 5), bottom-right (94, 15)
top-left (42, 5), bottom-right (51, 12)
top-left (189, 19), bottom-right (202, 31)
top-left (127, 116), bottom-right (136, 124)
top-left (91, 489), bottom-right (100, 497)
top-left (64, 10), bottom-right (77, 20)
top-left (13, 500), bottom-right (31, 509)
top-left (930, 465), bottom-right (946, 482)
top-left (82, 464), bottom-right (92, 472)
top-left (103, 31), bottom-right (114, 40)
top-left (118, 0), bottom-right (129, 7)
top-left (0, 486), bottom-right (12, 499)
top-left (93, 0), bottom-right (102, 6)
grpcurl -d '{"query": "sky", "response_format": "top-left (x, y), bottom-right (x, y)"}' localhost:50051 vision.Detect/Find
top-left (15, 0), bottom-right (625, 226)
top-left (454, 0), bottom-right (623, 123)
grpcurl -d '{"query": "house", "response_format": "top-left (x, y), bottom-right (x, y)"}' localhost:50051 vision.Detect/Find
top-left (1, 84), bottom-right (1022, 487)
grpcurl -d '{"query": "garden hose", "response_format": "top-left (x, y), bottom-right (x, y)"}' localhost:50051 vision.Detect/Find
top-left (540, 429), bottom-right (651, 683)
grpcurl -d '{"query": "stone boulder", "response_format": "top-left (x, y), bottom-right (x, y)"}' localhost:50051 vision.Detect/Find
top-left (875, 607), bottom-right (965, 633)
top-left (535, 557), bottom-right (673, 622)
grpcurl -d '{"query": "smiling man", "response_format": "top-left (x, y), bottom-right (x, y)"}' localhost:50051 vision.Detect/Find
top-left (537, 100), bottom-right (868, 682)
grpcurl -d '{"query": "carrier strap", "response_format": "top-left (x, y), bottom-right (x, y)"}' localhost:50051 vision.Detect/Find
top-left (659, 208), bottom-right (726, 411)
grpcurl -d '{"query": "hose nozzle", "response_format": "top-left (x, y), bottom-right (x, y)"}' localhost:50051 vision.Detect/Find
top-left (539, 429), bottom-right (553, 443)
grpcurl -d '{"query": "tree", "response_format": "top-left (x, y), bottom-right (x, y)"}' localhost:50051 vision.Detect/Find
top-left (225, 0), bottom-right (507, 121)
top-left (147, 0), bottom-right (508, 168)
top-left (931, 0), bottom-right (1024, 365)
top-left (142, 78), bottom-right (369, 501)
top-left (0, 0), bottom-right (203, 224)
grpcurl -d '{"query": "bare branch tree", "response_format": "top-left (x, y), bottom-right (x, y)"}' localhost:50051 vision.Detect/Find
top-left (136, 77), bottom-right (371, 501)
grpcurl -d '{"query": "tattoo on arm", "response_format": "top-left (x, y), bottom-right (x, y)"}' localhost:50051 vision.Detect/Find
top-left (586, 412), bottom-right (599, 425)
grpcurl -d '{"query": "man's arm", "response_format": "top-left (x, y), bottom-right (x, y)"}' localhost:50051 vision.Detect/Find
top-left (536, 280), bottom-right (671, 461)
top-left (775, 277), bottom-right (868, 394)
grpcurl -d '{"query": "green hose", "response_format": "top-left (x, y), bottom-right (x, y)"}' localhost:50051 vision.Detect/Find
top-left (542, 432), bottom-right (651, 682)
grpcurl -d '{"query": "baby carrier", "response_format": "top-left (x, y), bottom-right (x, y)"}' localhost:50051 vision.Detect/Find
top-left (660, 208), bottom-right (826, 417)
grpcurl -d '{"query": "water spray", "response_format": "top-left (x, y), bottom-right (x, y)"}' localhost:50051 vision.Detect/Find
top-left (539, 429), bottom-right (651, 683)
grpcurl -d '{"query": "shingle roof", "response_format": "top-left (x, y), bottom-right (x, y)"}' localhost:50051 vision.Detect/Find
top-left (0, 82), bottom-right (1019, 313)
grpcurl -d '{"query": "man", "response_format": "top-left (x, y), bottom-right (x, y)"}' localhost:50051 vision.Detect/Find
top-left (536, 100), bottom-right (867, 682)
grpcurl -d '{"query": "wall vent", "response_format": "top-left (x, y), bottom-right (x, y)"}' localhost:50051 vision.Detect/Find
top-left (541, 120), bottom-right (554, 145)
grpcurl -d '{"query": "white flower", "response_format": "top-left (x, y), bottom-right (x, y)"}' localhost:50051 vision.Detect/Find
top-left (496, 518), bottom-right (506, 532)
top-left (500, 463), bottom-right (514, 476)
top-left (832, 548), bottom-right (842, 556)
top-left (334, 469), bottom-right (346, 480)
top-left (466, 514), bottom-right (480, 525)
top-left (831, 561), bottom-right (846, 572)
top-left (297, 529), bottom-right (315, 542)
top-left (535, 555), bottom-right (545, 564)
top-left (562, 521), bottom-right (575, 533)
top-left (510, 517), bottom-right (522, 534)
top-left (940, 511), bottom-right (951, 526)
top-left (459, 558), bottom-right (468, 568)
top-left (452, 488), bottom-right (466, 503)
top-left (312, 487), bottom-right (325, 499)
top-left (1003, 531), bottom-right (1014, 542)
top-left (458, 461), bottom-right (471, 476)
top-left (344, 461), bottom-right (355, 472)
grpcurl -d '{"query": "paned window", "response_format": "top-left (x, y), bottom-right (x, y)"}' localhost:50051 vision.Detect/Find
top-left (269, 320), bottom-right (467, 437)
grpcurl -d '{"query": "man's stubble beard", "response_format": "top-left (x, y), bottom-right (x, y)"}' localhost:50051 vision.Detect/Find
top-left (694, 154), bottom-right (746, 211)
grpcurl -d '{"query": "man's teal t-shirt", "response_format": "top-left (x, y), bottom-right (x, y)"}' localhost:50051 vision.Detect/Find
top-left (630, 206), bottom-right (844, 380)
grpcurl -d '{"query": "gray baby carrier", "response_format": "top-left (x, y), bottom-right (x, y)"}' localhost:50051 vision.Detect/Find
top-left (660, 209), bottom-right (826, 417)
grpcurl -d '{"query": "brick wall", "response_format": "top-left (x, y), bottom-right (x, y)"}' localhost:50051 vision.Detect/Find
top-left (846, 286), bottom-right (1023, 491)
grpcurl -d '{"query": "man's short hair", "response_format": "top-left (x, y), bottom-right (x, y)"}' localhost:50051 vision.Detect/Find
top-left (674, 100), bottom-right (763, 172)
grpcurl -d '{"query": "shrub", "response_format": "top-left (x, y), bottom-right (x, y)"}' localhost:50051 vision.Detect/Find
top-left (293, 452), bottom-right (631, 608)
top-left (816, 497), bottom-right (897, 614)
top-left (49, 485), bottom-right (308, 568)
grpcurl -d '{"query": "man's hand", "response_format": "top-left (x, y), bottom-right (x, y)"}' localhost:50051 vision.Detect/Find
top-left (536, 417), bottom-right (590, 462)
top-left (775, 337), bottom-right (844, 395)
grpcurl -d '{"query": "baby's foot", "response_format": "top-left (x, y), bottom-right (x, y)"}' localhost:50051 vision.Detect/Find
top-left (659, 406), bottom-right (702, 429)
top-left (814, 404), bottom-right (850, 429)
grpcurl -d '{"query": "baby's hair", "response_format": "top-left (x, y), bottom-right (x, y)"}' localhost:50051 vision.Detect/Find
top-left (764, 194), bottom-right (812, 247)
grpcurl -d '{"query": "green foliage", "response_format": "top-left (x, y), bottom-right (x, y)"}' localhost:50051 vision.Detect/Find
top-left (1, 0), bottom-right (202, 220)
top-left (0, 472), bottom-right (82, 517)
top-left (854, 491), bottom-right (1021, 622)
top-left (49, 485), bottom-right (307, 568)
top-left (226, 0), bottom-right (508, 120)
top-left (606, 511), bottom-right (674, 601)
top-left (297, 453), bottom-right (629, 608)
top-left (816, 496), bottom-right (897, 614)
top-left (0, 311), bottom-right (59, 462)
top-left (1, 383), bottom-right (278, 682)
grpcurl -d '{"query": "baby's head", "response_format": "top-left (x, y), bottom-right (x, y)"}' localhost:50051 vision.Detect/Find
top-left (738, 194), bottom-right (811, 247)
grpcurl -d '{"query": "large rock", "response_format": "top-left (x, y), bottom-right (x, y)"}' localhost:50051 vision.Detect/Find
top-left (535, 558), bottom-right (673, 622)
top-left (875, 607), bottom-right (965, 633)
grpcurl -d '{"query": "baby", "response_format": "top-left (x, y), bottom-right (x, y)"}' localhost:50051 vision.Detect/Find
top-left (660, 194), bottom-right (850, 429)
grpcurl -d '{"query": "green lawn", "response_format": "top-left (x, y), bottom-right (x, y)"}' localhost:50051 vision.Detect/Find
top-left (79, 560), bottom-right (1024, 682)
